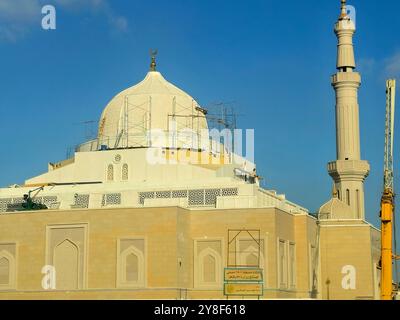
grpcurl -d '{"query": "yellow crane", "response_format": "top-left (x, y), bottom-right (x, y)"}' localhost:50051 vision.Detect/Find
top-left (381, 79), bottom-right (396, 300)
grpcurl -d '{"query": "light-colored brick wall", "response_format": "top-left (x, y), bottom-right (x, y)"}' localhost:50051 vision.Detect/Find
top-left (0, 207), bottom-right (378, 300)
top-left (319, 221), bottom-right (379, 300)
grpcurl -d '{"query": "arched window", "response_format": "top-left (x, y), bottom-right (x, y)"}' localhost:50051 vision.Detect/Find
top-left (122, 164), bottom-right (129, 181)
top-left (197, 247), bottom-right (222, 287)
top-left (346, 189), bottom-right (350, 206)
top-left (279, 240), bottom-right (287, 288)
top-left (107, 164), bottom-right (114, 181)
top-left (0, 250), bottom-right (16, 289)
top-left (119, 246), bottom-right (145, 287)
top-left (356, 189), bottom-right (360, 217)
top-left (289, 242), bottom-right (296, 288)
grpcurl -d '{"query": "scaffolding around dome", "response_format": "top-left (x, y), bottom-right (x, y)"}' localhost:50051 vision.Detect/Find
top-left (75, 99), bottom-right (239, 160)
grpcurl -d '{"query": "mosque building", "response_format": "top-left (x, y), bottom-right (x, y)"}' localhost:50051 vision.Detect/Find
top-left (0, 0), bottom-right (380, 299)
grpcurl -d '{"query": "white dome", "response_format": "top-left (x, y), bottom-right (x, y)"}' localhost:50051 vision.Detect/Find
top-left (97, 70), bottom-right (209, 149)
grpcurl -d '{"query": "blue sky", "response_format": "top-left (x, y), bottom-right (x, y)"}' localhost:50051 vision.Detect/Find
top-left (0, 0), bottom-right (400, 240)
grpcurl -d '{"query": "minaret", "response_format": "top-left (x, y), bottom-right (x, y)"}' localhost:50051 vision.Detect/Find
top-left (327, 0), bottom-right (370, 219)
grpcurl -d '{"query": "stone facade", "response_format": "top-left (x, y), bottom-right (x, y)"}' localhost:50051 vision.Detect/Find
top-left (0, 206), bottom-right (379, 300)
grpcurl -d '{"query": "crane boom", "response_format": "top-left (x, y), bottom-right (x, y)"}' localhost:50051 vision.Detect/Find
top-left (384, 80), bottom-right (396, 190)
top-left (381, 79), bottom-right (396, 300)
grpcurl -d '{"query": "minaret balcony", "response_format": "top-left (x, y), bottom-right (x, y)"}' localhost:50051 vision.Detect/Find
top-left (327, 159), bottom-right (370, 181)
top-left (331, 72), bottom-right (361, 88)
top-left (331, 72), bottom-right (361, 85)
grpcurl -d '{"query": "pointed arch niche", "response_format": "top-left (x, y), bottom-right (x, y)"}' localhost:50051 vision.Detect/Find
top-left (236, 237), bottom-right (267, 287)
top-left (122, 163), bottom-right (129, 181)
top-left (54, 239), bottom-right (79, 290)
top-left (107, 164), bottom-right (114, 181)
top-left (117, 238), bottom-right (146, 288)
top-left (0, 245), bottom-right (16, 290)
top-left (194, 239), bottom-right (223, 289)
top-left (46, 224), bottom-right (88, 290)
top-left (237, 239), bottom-right (265, 268)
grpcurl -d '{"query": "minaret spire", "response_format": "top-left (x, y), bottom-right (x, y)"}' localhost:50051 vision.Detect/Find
top-left (149, 49), bottom-right (158, 72)
top-left (340, 0), bottom-right (347, 19)
top-left (327, 0), bottom-right (370, 219)
top-left (335, 0), bottom-right (355, 71)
